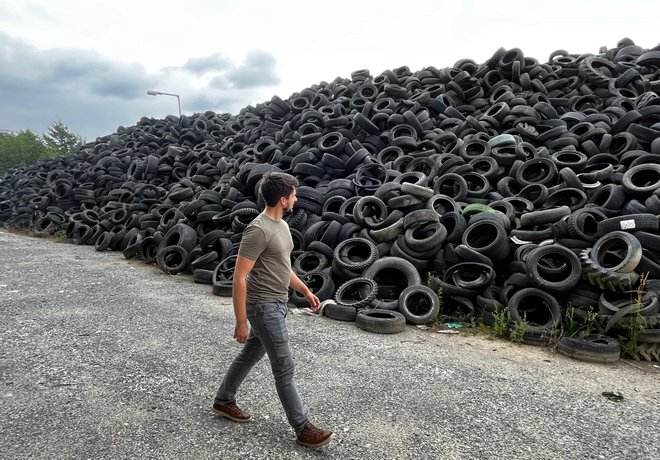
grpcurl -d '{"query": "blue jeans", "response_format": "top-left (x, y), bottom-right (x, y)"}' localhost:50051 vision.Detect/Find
top-left (215, 302), bottom-right (309, 435)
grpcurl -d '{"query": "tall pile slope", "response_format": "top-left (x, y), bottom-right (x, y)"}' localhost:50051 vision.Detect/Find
top-left (2, 39), bottom-right (660, 360)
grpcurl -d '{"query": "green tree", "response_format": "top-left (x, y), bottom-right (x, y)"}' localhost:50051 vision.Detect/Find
top-left (0, 130), bottom-right (57, 176)
top-left (43, 120), bottom-right (85, 156)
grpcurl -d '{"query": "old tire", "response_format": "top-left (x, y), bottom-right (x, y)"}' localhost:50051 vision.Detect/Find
top-left (398, 285), bottom-right (440, 325)
top-left (356, 309), bottom-right (406, 334)
top-left (557, 334), bottom-right (620, 364)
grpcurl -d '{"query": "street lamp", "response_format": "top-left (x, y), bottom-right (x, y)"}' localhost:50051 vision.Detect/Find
top-left (146, 90), bottom-right (182, 117)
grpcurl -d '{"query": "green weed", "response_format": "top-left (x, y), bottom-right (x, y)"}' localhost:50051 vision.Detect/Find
top-left (491, 306), bottom-right (509, 338)
top-left (509, 320), bottom-right (528, 343)
top-left (620, 273), bottom-right (649, 358)
top-left (564, 303), bottom-right (598, 338)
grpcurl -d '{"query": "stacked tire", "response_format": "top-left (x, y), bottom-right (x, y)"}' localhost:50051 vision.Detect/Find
top-left (1, 39), bottom-right (660, 355)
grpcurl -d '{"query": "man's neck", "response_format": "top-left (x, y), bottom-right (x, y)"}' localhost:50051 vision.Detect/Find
top-left (264, 205), bottom-right (283, 222)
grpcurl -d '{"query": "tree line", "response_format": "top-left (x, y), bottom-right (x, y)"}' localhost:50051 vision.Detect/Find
top-left (0, 121), bottom-right (85, 176)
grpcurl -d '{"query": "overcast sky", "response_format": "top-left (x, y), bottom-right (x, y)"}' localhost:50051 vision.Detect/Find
top-left (0, 0), bottom-right (658, 141)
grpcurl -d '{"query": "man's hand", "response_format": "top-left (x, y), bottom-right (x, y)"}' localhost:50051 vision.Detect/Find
top-left (306, 291), bottom-right (321, 312)
top-left (290, 270), bottom-right (321, 312)
top-left (234, 321), bottom-right (249, 344)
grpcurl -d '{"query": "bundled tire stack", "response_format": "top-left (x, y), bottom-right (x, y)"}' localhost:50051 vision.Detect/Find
top-left (2, 39), bottom-right (660, 360)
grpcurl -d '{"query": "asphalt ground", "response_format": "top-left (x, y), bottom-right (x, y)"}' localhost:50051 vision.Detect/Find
top-left (1, 230), bottom-right (659, 460)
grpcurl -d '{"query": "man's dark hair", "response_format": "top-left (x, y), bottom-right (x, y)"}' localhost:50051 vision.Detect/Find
top-left (259, 172), bottom-right (298, 207)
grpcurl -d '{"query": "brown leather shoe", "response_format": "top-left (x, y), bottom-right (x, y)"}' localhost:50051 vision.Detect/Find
top-left (212, 401), bottom-right (252, 423)
top-left (296, 422), bottom-right (334, 448)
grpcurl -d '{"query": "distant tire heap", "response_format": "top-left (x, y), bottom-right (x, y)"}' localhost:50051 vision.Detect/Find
top-left (2, 38), bottom-right (660, 360)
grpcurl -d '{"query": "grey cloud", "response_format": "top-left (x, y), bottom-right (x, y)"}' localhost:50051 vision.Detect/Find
top-left (0, 33), bottom-right (159, 137)
top-left (184, 94), bottom-right (216, 113)
top-left (182, 52), bottom-right (233, 75)
top-left (44, 48), bottom-right (110, 83)
top-left (44, 49), bottom-right (153, 100)
top-left (176, 50), bottom-right (280, 90)
top-left (0, 33), bottom-right (40, 81)
top-left (226, 49), bottom-right (280, 89)
top-left (88, 63), bottom-right (155, 100)
top-left (159, 65), bottom-right (177, 73)
top-left (0, 33), bottom-right (154, 100)
top-left (185, 93), bottom-right (247, 116)
top-left (209, 74), bottom-right (230, 90)
top-left (0, 32), bottom-right (281, 139)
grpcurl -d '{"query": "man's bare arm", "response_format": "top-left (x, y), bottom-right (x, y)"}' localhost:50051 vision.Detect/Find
top-left (290, 271), bottom-right (320, 311)
top-left (232, 255), bottom-right (256, 343)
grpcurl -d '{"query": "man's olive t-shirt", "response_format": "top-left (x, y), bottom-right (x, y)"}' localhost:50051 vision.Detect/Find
top-left (238, 213), bottom-right (293, 304)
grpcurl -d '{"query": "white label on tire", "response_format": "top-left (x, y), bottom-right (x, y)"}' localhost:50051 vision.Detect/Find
top-left (620, 220), bottom-right (636, 230)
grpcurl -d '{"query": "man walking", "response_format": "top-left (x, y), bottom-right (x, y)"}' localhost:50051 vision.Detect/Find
top-left (212, 172), bottom-right (334, 448)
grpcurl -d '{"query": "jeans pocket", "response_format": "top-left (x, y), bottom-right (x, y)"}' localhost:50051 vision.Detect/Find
top-left (246, 303), bottom-right (259, 322)
top-left (261, 303), bottom-right (289, 345)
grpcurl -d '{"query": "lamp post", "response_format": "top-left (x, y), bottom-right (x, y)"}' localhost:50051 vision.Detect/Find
top-left (146, 90), bottom-right (182, 117)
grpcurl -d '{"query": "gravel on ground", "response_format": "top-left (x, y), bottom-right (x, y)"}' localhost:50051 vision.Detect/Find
top-left (1, 230), bottom-right (659, 460)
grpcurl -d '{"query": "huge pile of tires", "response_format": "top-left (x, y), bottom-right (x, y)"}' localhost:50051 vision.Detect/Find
top-left (1, 38), bottom-right (660, 361)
